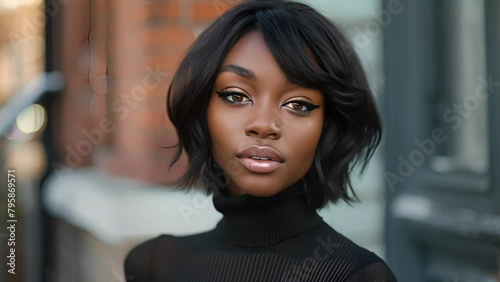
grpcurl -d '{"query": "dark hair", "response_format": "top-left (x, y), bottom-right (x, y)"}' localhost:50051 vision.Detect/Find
top-left (166, 0), bottom-right (382, 209)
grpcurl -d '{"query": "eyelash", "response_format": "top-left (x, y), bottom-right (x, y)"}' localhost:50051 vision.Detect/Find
top-left (215, 90), bottom-right (320, 114)
top-left (216, 90), bottom-right (252, 105)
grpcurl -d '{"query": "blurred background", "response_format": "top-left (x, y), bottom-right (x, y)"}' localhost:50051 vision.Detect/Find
top-left (0, 0), bottom-right (498, 281)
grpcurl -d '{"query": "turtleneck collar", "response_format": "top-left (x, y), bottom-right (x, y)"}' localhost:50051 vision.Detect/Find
top-left (213, 180), bottom-right (324, 247)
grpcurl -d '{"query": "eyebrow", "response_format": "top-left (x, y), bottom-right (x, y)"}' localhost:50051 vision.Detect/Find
top-left (219, 64), bottom-right (256, 81)
top-left (218, 64), bottom-right (300, 88)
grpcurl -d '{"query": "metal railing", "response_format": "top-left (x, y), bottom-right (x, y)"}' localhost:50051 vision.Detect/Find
top-left (0, 72), bottom-right (63, 137)
top-left (0, 71), bottom-right (63, 282)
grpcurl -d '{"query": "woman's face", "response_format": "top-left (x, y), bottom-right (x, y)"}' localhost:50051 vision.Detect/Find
top-left (207, 31), bottom-right (325, 197)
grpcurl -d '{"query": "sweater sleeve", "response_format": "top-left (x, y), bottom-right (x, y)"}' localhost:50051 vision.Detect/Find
top-left (123, 236), bottom-right (159, 282)
top-left (344, 262), bottom-right (398, 282)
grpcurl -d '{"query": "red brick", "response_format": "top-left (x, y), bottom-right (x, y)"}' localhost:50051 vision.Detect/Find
top-left (145, 27), bottom-right (195, 46)
top-left (113, 2), bottom-right (180, 33)
top-left (192, 2), bottom-right (221, 21)
top-left (110, 55), bottom-right (184, 83)
top-left (197, 0), bottom-right (242, 20)
top-left (59, 0), bottom-right (245, 182)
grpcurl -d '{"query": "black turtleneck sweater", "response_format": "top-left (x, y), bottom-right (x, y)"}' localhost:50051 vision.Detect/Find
top-left (124, 182), bottom-right (398, 281)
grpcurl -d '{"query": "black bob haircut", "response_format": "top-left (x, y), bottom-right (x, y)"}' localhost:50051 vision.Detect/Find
top-left (167, 0), bottom-right (382, 209)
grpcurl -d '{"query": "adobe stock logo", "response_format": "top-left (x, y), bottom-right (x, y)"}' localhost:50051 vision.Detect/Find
top-left (281, 234), bottom-right (340, 281)
top-left (384, 74), bottom-right (500, 191)
top-left (8, 0), bottom-right (71, 58)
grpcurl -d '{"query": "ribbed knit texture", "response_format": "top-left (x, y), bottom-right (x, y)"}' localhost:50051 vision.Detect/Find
top-left (124, 182), bottom-right (398, 281)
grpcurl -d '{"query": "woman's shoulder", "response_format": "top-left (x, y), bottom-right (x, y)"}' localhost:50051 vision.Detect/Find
top-left (310, 222), bottom-right (379, 259)
top-left (124, 231), bottom-right (214, 260)
top-left (304, 223), bottom-right (398, 281)
top-left (344, 260), bottom-right (398, 282)
top-left (123, 235), bottom-right (163, 281)
top-left (123, 232), bottom-right (211, 281)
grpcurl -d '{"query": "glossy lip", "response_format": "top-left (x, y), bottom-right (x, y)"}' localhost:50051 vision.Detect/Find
top-left (236, 145), bottom-right (285, 174)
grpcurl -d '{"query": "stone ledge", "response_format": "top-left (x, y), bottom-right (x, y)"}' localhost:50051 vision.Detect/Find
top-left (41, 168), bottom-right (221, 246)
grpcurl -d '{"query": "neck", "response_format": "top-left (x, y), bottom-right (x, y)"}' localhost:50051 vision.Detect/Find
top-left (213, 180), bottom-right (324, 247)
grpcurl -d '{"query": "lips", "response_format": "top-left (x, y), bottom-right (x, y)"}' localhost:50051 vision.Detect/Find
top-left (237, 145), bottom-right (284, 173)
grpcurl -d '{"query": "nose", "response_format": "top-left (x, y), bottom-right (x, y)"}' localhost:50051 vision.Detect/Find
top-left (245, 106), bottom-right (281, 139)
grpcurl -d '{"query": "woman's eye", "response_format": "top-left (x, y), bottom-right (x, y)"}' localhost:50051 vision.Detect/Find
top-left (289, 102), bottom-right (306, 111)
top-left (228, 93), bottom-right (246, 103)
top-left (283, 101), bottom-right (320, 114)
top-left (216, 90), bottom-right (251, 104)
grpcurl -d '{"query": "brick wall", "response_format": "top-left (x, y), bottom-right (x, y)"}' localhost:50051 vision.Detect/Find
top-left (57, 0), bottom-right (240, 184)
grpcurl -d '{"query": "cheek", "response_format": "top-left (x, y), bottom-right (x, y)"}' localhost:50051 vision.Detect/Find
top-left (207, 97), bottom-right (237, 163)
top-left (207, 99), bottom-right (222, 154)
top-left (286, 115), bottom-right (324, 171)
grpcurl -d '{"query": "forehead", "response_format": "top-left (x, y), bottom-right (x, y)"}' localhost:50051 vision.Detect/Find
top-left (219, 30), bottom-right (320, 84)
top-left (221, 31), bottom-right (284, 77)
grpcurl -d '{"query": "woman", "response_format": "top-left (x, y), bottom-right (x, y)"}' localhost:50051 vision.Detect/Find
top-left (124, 0), bottom-right (398, 281)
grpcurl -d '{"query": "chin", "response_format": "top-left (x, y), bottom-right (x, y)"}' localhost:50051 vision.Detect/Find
top-left (243, 188), bottom-right (283, 197)
top-left (228, 178), bottom-right (291, 197)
